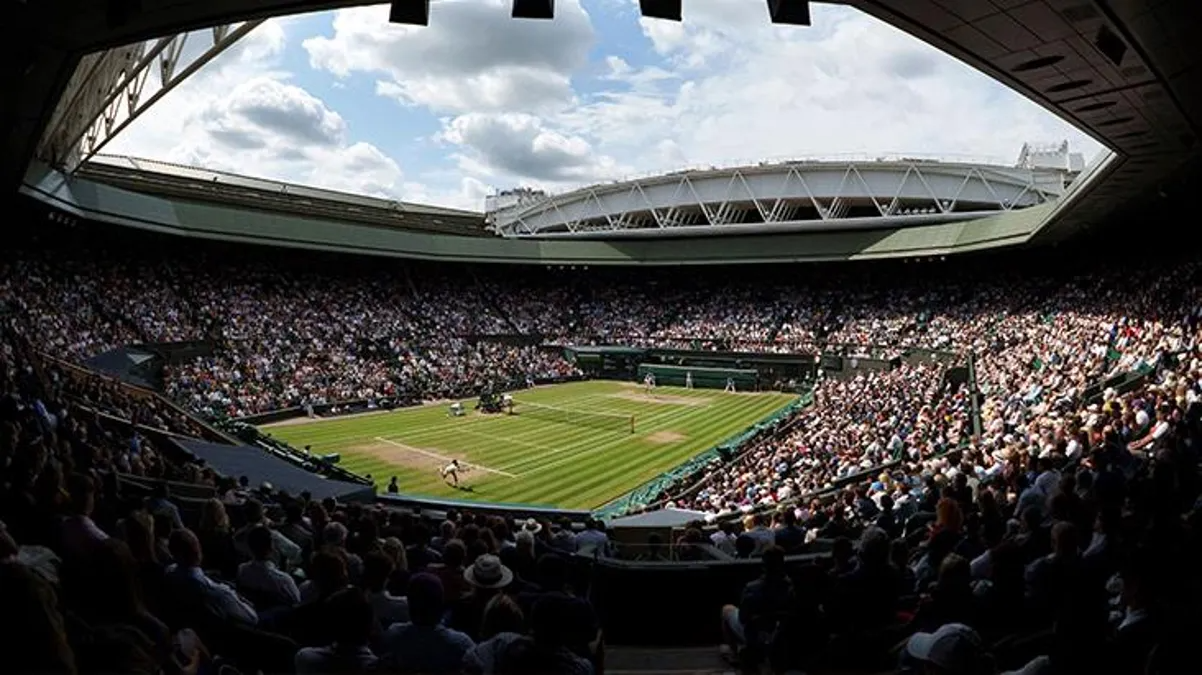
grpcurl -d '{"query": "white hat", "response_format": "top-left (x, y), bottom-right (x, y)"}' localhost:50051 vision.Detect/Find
top-left (464, 554), bottom-right (513, 589)
top-left (906, 623), bottom-right (986, 672)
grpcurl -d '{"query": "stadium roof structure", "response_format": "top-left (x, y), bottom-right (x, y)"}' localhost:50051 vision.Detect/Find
top-left (4, 0), bottom-right (1201, 252)
top-left (485, 152), bottom-right (1077, 238)
top-left (79, 155), bottom-right (490, 237)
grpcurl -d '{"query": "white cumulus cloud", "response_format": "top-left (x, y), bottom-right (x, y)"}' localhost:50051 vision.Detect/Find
top-left (304, 0), bottom-right (595, 114)
top-left (106, 1), bottom-right (1103, 209)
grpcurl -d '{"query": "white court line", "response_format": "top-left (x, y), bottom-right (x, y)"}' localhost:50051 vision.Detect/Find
top-left (388, 393), bottom-right (638, 467)
top-left (498, 404), bottom-right (689, 474)
top-left (404, 411), bottom-right (577, 444)
top-left (393, 413), bottom-right (497, 437)
top-left (510, 391), bottom-right (611, 411)
top-left (373, 437), bottom-right (520, 478)
top-left (398, 392), bottom-right (610, 440)
top-left (449, 426), bottom-right (565, 453)
top-left (511, 390), bottom-right (777, 477)
top-left (517, 397), bottom-right (740, 476)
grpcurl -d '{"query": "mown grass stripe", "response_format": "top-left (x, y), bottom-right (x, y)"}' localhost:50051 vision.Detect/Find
top-left (355, 396), bottom-right (783, 507)
top-left (496, 405), bottom-right (692, 473)
top-left (530, 392), bottom-right (773, 505)
top-left (266, 381), bottom-right (796, 510)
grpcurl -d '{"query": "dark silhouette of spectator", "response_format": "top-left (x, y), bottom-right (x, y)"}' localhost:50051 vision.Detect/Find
top-left (720, 546), bottom-right (794, 666)
top-left (832, 527), bottom-right (900, 633)
top-left (294, 588), bottom-right (379, 674)
top-left (0, 561), bottom-right (78, 674)
top-left (462, 594), bottom-right (527, 674)
top-left (196, 498), bottom-right (239, 581)
top-left (161, 528), bottom-right (258, 629)
top-left (493, 594), bottom-right (592, 675)
top-left (774, 508), bottom-right (806, 552)
top-left (381, 573), bottom-right (473, 674)
top-left (362, 550), bottom-right (409, 627)
top-left (236, 525), bottom-right (301, 609)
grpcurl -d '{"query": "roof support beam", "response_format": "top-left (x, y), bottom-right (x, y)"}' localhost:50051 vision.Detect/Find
top-left (37, 20), bottom-right (263, 172)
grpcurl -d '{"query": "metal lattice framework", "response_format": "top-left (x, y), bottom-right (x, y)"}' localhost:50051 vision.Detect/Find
top-left (36, 21), bottom-right (263, 173)
top-left (489, 160), bottom-right (1068, 238)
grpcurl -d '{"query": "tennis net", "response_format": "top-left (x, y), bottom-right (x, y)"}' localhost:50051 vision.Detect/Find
top-left (510, 401), bottom-right (635, 433)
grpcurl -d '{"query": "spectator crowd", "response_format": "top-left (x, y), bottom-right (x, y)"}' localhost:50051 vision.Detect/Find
top-left (1, 325), bottom-right (606, 673)
top-left (2, 219), bottom-right (1201, 673)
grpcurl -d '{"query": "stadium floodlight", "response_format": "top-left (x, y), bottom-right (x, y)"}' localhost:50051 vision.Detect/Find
top-left (389, 0), bottom-right (430, 26)
top-left (639, 0), bottom-right (682, 21)
top-left (767, 0), bottom-right (811, 25)
top-left (512, 0), bottom-right (554, 19)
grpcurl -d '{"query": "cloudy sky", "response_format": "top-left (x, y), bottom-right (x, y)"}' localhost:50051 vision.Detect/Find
top-left (106, 0), bottom-right (1103, 211)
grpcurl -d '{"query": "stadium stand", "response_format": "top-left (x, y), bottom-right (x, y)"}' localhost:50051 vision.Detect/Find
top-left (2, 203), bottom-right (1202, 672)
top-left (5, 0), bottom-right (1202, 669)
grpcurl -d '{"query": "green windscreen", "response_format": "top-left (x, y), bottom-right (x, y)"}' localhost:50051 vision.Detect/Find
top-left (637, 363), bottom-right (758, 389)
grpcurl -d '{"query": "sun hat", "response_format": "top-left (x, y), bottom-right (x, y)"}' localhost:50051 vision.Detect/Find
top-left (464, 554), bottom-right (514, 589)
top-left (521, 518), bottom-right (542, 534)
top-left (906, 623), bottom-right (986, 673)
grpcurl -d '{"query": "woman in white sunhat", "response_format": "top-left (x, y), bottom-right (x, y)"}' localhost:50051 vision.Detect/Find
top-left (901, 623), bottom-right (993, 675)
top-left (521, 518), bottom-right (543, 536)
top-left (452, 555), bottom-right (515, 641)
top-left (463, 555), bottom-right (514, 591)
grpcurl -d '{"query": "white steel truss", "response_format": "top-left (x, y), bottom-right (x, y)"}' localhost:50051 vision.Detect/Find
top-left (37, 21), bottom-right (264, 173)
top-left (490, 162), bottom-right (1058, 237)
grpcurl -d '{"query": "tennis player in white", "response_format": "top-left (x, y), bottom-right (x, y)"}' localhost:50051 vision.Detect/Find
top-left (643, 373), bottom-right (656, 393)
top-left (442, 459), bottom-right (461, 486)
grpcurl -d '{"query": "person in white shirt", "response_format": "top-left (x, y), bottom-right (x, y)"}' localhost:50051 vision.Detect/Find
top-left (742, 513), bottom-right (775, 555)
top-left (381, 574), bottom-right (475, 673)
top-left (233, 499), bottom-right (302, 571)
top-left (1134, 406), bottom-right (1151, 430)
top-left (574, 519), bottom-right (611, 557)
top-left (236, 525), bottom-right (300, 608)
top-left (1129, 403), bottom-right (1173, 455)
top-left (363, 551), bottom-right (410, 628)
top-left (165, 529), bottom-right (258, 628)
top-left (443, 460), bottom-right (462, 486)
top-left (709, 522), bottom-right (737, 556)
top-left (60, 473), bottom-right (109, 561)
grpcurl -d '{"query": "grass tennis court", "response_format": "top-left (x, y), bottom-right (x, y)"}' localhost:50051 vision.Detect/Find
top-left (260, 380), bottom-right (797, 510)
